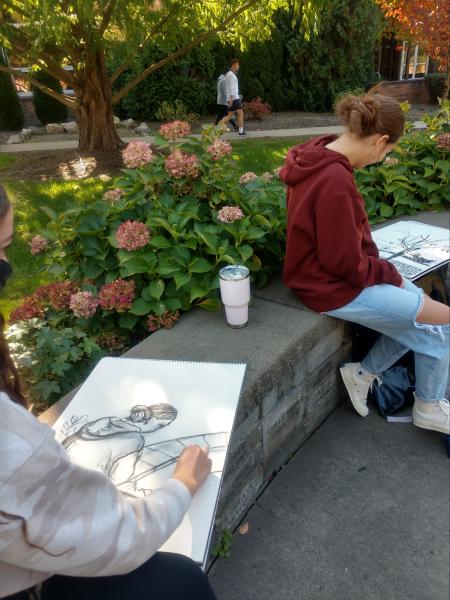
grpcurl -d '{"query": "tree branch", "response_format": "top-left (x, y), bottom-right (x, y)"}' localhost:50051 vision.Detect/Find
top-left (109, 4), bottom-right (181, 86)
top-left (112, 0), bottom-right (261, 104)
top-left (98, 0), bottom-right (117, 38)
top-left (0, 65), bottom-right (77, 108)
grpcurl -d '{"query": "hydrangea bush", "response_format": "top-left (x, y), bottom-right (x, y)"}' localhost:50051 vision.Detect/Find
top-left (356, 99), bottom-right (450, 222)
top-left (9, 123), bottom-right (285, 405)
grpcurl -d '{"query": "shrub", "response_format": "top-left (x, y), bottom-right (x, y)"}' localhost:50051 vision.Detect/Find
top-left (0, 50), bottom-right (24, 131)
top-left (11, 124), bottom-right (286, 407)
top-left (32, 70), bottom-right (68, 125)
top-left (424, 73), bottom-right (447, 103)
top-left (155, 100), bottom-right (199, 124)
top-left (243, 98), bottom-right (272, 120)
top-left (356, 100), bottom-right (450, 222)
top-left (6, 319), bottom-right (105, 408)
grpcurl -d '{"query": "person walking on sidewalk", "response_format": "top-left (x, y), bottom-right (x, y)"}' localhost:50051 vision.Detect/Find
top-left (221, 59), bottom-right (246, 136)
top-left (215, 69), bottom-right (238, 131)
top-left (280, 93), bottom-right (450, 435)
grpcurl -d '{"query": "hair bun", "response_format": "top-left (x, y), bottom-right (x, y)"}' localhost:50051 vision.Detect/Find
top-left (335, 94), bottom-right (381, 137)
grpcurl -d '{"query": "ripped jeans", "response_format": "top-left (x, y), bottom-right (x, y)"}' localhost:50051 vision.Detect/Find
top-left (325, 278), bottom-right (450, 402)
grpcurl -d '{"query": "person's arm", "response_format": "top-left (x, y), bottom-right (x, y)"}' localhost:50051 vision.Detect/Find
top-left (315, 193), bottom-right (402, 288)
top-left (225, 72), bottom-right (235, 103)
top-left (2, 428), bottom-right (192, 578)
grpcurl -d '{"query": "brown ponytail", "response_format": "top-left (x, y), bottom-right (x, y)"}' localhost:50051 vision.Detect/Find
top-left (336, 93), bottom-right (405, 143)
top-left (0, 186), bottom-right (28, 408)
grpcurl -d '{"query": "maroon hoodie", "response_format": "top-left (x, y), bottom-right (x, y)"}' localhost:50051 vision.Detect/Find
top-left (280, 135), bottom-right (402, 312)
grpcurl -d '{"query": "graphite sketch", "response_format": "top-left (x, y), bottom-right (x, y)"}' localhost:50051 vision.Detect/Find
top-left (60, 404), bottom-right (228, 496)
top-left (52, 357), bottom-right (247, 564)
top-left (372, 221), bottom-right (449, 280)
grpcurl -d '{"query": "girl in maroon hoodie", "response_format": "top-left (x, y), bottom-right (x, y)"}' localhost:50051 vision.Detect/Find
top-left (281, 94), bottom-right (449, 435)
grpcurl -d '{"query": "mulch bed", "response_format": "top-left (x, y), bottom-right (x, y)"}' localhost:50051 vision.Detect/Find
top-left (1, 149), bottom-right (125, 181)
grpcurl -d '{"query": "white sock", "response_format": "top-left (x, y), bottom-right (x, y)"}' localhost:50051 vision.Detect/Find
top-left (239, 127), bottom-right (244, 134)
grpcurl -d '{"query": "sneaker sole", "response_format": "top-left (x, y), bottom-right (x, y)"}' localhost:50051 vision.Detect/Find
top-left (340, 367), bottom-right (369, 418)
top-left (412, 415), bottom-right (450, 435)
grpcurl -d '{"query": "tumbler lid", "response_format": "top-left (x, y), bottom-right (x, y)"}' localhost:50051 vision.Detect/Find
top-left (219, 265), bottom-right (250, 281)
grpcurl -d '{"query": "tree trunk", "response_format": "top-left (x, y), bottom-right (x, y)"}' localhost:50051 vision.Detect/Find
top-left (77, 50), bottom-right (124, 151)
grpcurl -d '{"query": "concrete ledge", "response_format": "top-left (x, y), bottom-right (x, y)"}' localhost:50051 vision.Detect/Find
top-left (41, 277), bottom-right (350, 547)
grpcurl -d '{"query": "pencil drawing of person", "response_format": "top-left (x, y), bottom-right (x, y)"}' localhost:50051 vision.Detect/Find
top-left (62, 404), bottom-right (177, 488)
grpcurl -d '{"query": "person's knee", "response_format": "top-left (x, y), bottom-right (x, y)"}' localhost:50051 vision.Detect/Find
top-left (416, 295), bottom-right (450, 325)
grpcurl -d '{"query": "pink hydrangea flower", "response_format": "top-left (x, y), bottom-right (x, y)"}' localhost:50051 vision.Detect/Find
top-left (159, 120), bottom-right (191, 141)
top-left (30, 235), bottom-right (48, 255)
top-left (165, 150), bottom-right (200, 179)
top-left (217, 206), bottom-right (244, 223)
top-left (148, 310), bottom-right (180, 332)
top-left (45, 281), bottom-right (77, 310)
top-left (122, 141), bottom-right (153, 168)
top-left (69, 291), bottom-right (99, 318)
top-left (207, 139), bottom-right (232, 160)
top-left (99, 279), bottom-right (136, 312)
top-left (261, 171), bottom-right (274, 182)
top-left (239, 172), bottom-right (257, 185)
top-left (116, 220), bottom-right (150, 251)
top-left (435, 133), bottom-right (450, 151)
top-left (103, 188), bottom-right (124, 202)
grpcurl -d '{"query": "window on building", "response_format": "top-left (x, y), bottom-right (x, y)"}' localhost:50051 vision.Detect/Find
top-left (399, 42), bottom-right (430, 80)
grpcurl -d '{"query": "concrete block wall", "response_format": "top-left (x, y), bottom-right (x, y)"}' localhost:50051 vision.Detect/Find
top-left (41, 277), bottom-right (351, 552)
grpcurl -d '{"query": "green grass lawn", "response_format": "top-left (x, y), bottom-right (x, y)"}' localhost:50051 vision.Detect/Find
top-left (0, 137), bottom-right (300, 319)
top-left (231, 137), bottom-right (302, 174)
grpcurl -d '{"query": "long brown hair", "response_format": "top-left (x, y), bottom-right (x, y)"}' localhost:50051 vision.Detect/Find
top-left (0, 185), bottom-right (28, 408)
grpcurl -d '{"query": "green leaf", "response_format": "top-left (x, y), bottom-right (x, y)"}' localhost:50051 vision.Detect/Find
top-left (174, 271), bottom-right (191, 289)
top-left (130, 298), bottom-right (153, 315)
top-left (238, 244), bottom-right (254, 261)
top-left (379, 203), bottom-right (394, 218)
top-left (84, 259), bottom-right (104, 279)
top-left (150, 236), bottom-right (172, 249)
top-left (190, 286), bottom-right (208, 302)
top-left (147, 279), bottom-right (165, 300)
top-left (165, 297), bottom-right (182, 311)
top-left (119, 313), bottom-right (139, 329)
top-left (189, 257), bottom-right (214, 273)
top-left (198, 298), bottom-right (221, 311)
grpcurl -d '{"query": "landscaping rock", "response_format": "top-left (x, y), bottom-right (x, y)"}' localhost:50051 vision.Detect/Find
top-left (28, 126), bottom-right (44, 136)
top-left (122, 118), bottom-right (137, 129)
top-left (6, 134), bottom-right (24, 144)
top-left (62, 121), bottom-right (78, 133)
top-left (113, 116), bottom-right (121, 126)
top-left (136, 122), bottom-right (149, 133)
top-left (45, 123), bottom-right (65, 134)
top-left (21, 129), bottom-right (33, 140)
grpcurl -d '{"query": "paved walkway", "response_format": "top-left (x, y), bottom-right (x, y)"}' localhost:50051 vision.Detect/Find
top-left (0, 122), bottom-right (427, 153)
top-left (210, 211), bottom-right (449, 600)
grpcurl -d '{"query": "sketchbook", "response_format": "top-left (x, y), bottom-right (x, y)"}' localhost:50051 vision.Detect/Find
top-left (52, 357), bottom-right (246, 567)
top-left (372, 221), bottom-right (450, 280)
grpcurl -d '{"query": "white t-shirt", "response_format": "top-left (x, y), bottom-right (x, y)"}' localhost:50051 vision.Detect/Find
top-left (225, 70), bottom-right (239, 101)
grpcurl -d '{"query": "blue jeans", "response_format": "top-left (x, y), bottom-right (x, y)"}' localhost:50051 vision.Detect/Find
top-left (325, 279), bottom-right (450, 402)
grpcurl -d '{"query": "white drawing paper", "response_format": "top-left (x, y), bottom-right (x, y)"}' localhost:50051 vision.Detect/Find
top-left (372, 221), bottom-right (449, 280)
top-left (52, 357), bottom-right (247, 565)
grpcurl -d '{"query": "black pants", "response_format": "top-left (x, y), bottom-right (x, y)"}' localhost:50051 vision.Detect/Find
top-left (8, 553), bottom-right (217, 600)
top-left (215, 104), bottom-right (237, 129)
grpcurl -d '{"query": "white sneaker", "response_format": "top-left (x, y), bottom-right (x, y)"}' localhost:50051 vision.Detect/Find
top-left (412, 394), bottom-right (450, 434)
top-left (340, 362), bottom-right (377, 417)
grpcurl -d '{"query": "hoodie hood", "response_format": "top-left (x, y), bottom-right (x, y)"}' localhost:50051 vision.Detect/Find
top-left (280, 135), bottom-right (353, 187)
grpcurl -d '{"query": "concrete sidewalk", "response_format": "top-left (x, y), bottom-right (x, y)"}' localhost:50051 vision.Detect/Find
top-left (209, 403), bottom-right (450, 600)
top-left (0, 122), bottom-right (427, 153)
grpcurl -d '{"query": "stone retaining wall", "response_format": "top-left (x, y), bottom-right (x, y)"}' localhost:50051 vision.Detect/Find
top-left (41, 278), bottom-right (351, 555)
